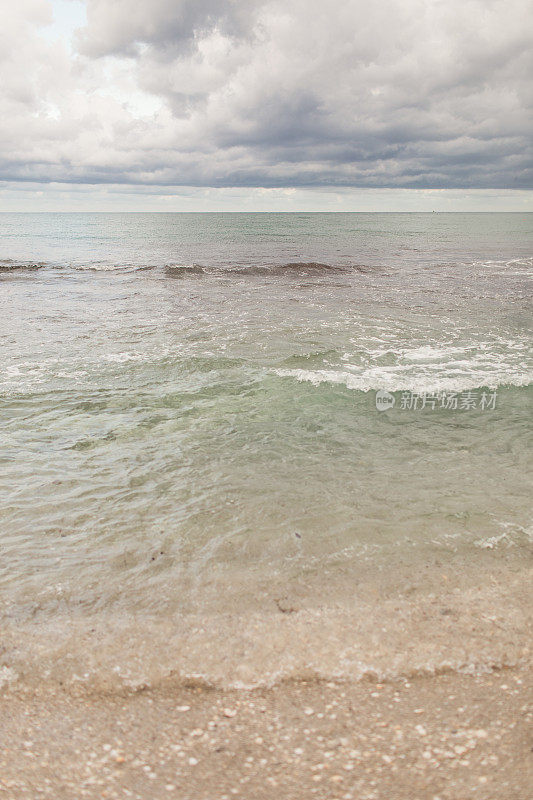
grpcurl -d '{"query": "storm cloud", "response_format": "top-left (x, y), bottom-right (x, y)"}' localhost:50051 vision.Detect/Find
top-left (1, 0), bottom-right (532, 189)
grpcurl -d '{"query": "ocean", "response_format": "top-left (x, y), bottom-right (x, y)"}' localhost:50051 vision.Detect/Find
top-left (0, 212), bottom-right (531, 691)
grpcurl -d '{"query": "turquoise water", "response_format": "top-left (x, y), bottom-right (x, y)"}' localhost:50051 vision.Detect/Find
top-left (0, 213), bottom-right (531, 688)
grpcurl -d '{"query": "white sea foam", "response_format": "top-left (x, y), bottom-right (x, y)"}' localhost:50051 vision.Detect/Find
top-left (72, 263), bottom-right (151, 271)
top-left (103, 351), bottom-right (144, 363)
top-left (273, 366), bottom-right (532, 393)
top-left (402, 345), bottom-right (468, 361)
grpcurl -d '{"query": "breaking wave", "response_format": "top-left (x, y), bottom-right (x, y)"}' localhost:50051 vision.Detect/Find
top-left (165, 264), bottom-right (206, 276)
top-left (0, 259), bottom-right (46, 272)
top-left (273, 368), bottom-right (532, 394)
top-left (233, 262), bottom-right (350, 276)
top-left (0, 259), bottom-right (156, 274)
top-left (2, 260), bottom-right (365, 277)
top-left (163, 262), bottom-right (382, 277)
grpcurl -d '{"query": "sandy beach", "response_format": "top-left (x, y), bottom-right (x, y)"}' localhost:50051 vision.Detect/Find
top-left (1, 553), bottom-right (531, 798)
top-left (1, 667), bottom-right (531, 800)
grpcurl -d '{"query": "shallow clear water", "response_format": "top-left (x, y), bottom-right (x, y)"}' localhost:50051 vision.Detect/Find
top-left (0, 213), bottom-right (531, 688)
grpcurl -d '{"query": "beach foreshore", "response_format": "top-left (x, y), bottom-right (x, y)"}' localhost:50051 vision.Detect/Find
top-left (1, 667), bottom-right (531, 800)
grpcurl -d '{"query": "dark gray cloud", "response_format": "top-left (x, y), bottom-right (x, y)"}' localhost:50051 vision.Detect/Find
top-left (1, 0), bottom-right (532, 189)
top-left (77, 0), bottom-right (261, 58)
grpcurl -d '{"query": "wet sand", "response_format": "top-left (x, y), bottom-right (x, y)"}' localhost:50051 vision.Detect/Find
top-left (1, 667), bottom-right (531, 799)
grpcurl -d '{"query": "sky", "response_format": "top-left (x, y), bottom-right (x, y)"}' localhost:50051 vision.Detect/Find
top-left (0, 0), bottom-right (532, 211)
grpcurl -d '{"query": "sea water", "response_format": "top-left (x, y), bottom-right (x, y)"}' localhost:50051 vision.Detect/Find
top-left (0, 212), bottom-right (531, 689)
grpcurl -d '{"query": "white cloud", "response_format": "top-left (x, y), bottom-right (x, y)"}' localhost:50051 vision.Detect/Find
top-left (0, 0), bottom-right (531, 191)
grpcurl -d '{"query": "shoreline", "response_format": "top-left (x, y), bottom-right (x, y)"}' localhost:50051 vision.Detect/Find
top-left (1, 667), bottom-right (531, 799)
top-left (1, 558), bottom-right (530, 694)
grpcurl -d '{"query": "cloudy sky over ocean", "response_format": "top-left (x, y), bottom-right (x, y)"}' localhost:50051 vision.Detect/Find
top-left (1, 0), bottom-right (532, 210)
